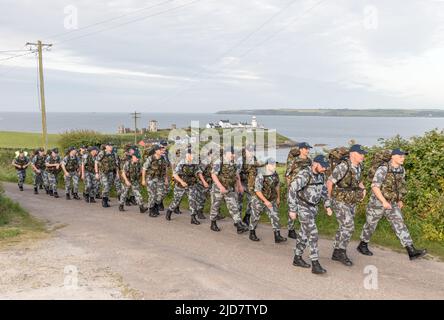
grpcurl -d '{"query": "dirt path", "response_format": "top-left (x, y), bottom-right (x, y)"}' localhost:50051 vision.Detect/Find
top-left (1, 182), bottom-right (444, 299)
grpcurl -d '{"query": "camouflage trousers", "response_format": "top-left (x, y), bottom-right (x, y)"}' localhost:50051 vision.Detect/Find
top-left (210, 187), bottom-right (241, 223)
top-left (33, 170), bottom-right (46, 188)
top-left (161, 177), bottom-right (171, 201)
top-left (360, 203), bottom-right (413, 247)
top-left (249, 196), bottom-right (281, 231)
top-left (16, 169), bottom-right (26, 187)
top-left (100, 171), bottom-right (122, 198)
top-left (120, 183), bottom-right (143, 206)
top-left (195, 183), bottom-right (210, 212)
top-left (168, 184), bottom-right (198, 215)
top-left (332, 200), bottom-right (357, 250)
top-left (294, 203), bottom-right (319, 261)
top-left (64, 171), bottom-right (79, 194)
top-left (287, 188), bottom-right (296, 231)
top-left (47, 172), bottom-right (59, 192)
top-left (84, 171), bottom-right (99, 198)
top-left (238, 184), bottom-right (252, 218)
top-left (146, 178), bottom-right (166, 209)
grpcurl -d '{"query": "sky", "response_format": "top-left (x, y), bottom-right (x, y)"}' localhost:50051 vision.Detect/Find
top-left (1, 0), bottom-right (444, 113)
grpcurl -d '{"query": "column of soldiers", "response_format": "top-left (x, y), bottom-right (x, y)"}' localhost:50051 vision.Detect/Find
top-left (12, 141), bottom-right (427, 275)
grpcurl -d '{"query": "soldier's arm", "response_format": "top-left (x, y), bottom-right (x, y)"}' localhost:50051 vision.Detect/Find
top-left (121, 168), bottom-right (130, 186)
top-left (371, 167), bottom-right (390, 207)
top-left (61, 159), bottom-right (68, 175)
top-left (11, 160), bottom-right (20, 169)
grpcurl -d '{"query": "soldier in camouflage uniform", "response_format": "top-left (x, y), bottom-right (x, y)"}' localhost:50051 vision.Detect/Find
top-left (357, 148), bottom-right (427, 260)
top-left (31, 148), bottom-right (47, 194)
top-left (237, 146), bottom-right (259, 225)
top-left (119, 149), bottom-right (148, 213)
top-left (289, 155), bottom-right (332, 274)
top-left (165, 149), bottom-right (207, 224)
top-left (95, 142), bottom-right (120, 208)
top-left (285, 142), bottom-right (313, 239)
top-left (249, 158), bottom-right (287, 243)
top-left (61, 147), bottom-right (81, 200)
top-left (159, 140), bottom-right (170, 211)
top-left (195, 150), bottom-right (216, 220)
top-left (142, 145), bottom-right (169, 217)
top-left (12, 150), bottom-right (30, 191)
top-left (209, 147), bottom-right (249, 234)
top-left (327, 144), bottom-right (367, 266)
top-left (82, 146), bottom-right (99, 203)
top-left (45, 148), bottom-right (61, 198)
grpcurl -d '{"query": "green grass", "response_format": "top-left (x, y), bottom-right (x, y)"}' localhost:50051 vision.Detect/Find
top-left (0, 131), bottom-right (60, 149)
top-left (0, 183), bottom-right (46, 242)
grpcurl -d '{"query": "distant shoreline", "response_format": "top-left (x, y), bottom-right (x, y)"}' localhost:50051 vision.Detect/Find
top-left (216, 108), bottom-right (444, 118)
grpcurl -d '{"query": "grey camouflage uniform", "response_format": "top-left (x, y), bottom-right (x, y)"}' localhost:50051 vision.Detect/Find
top-left (289, 167), bottom-right (330, 261)
top-left (82, 153), bottom-right (99, 198)
top-left (196, 161), bottom-right (212, 212)
top-left (96, 151), bottom-right (122, 198)
top-left (13, 156), bottom-right (29, 187)
top-left (209, 159), bottom-right (242, 223)
top-left (249, 170), bottom-right (281, 231)
top-left (119, 161), bottom-right (144, 206)
top-left (62, 155), bottom-right (80, 194)
top-left (31, 154), bottom-right (47, 188)
top-left (360, 165), bottom-right (413, 247)
top-left (143, 155), bottom-right (167, 209)
top-left (45, 155), bottom-right (61, 193)
top-left (329, 162), bottom-right (363, 250)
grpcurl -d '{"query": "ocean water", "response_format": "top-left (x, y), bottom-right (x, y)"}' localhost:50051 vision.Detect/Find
top-left (1, 112), bottom-right (443, 161)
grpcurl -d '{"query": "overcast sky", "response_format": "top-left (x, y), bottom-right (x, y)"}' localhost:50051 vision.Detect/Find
top-left (1, 0), bottom-right (444, 113)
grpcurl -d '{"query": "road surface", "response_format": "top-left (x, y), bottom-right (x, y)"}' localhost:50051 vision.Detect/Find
top-left (1, 182), bottom-right (443, 299)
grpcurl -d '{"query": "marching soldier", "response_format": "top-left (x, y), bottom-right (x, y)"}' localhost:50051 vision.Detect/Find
top-left (95, 142), bottom-right (120, 208)
top-left (248, 158), bottom-right (287, 243)
top-left (237, 145), bottom-right (258, 225)
top-left (82, 146), bottom-right (99, 203)
top-left (31, 148), bottom-right (47, 194)
top-left (195, 149), bottom-right (216, 220)
top-left (159, 140), bottom-right (170, 211)
top-left (165, 149), bottom-right (208, 224)
top-left (289, 155), bottom-right (332, 275)
top-left (12, 149), bottom-right (30, 191)
top-left (358, 148), bottom-right (427, 260)
top-left (142, 145), bottom-right (169, 217)
top-left (285, 142), bottom-right (313, 239)
top-left (327, 144), bottom-right (367, 267)
top-left (61, 147), bottom-right (81, 200)
top-left (119, 149), bottom-right (148, 213)
top-left (209, 146), bottom-right (249, 234)
top-left (45, 148), bottom-right (61, 198)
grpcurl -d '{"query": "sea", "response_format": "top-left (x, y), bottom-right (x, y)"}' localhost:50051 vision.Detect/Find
top-left (1, 112), bottom-right (443, 162)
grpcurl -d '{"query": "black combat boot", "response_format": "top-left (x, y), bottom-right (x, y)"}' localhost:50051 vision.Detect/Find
top-left (102, 197), bottom-right (110, 208)
top-left (45, 187), bottom-right (49, 195)
top-left (66, 193), bottom-right (71, 200)
top-left (165, 209), bottom-right (173, 220)
top-left (139, 205), bottom-right (148, 214)
top-left (210, 220), bottom-right (220, 232)
top-left (153, 203), bottom-right (160, 216)
top-left (311, 260), bottom-right (327, 274)
top-left (191, 214), bottom-right (201, 225)
top-left (53, 192), bottom-right (59, 198)
top-left (288, 229), bottom-right (297, 239)
top-left (96, 194), bottom-right (102, 199)
top-left (118, 204), bottom-right (125, 212)
top-left (89, 196), bottom-right (96, 203)
top-left (274, 231), bottom-right (287, 243)
top-left (130, 196), bottom-right (138, 206)
top-left (215, 213), bottom-right (225, 220)
top-left (49, 190), bottom-right (54, 196)
top-left (197, 210), bottom-right (206, 220)
top-left (249, 230), bottom-right (260, 241)
top-left (19, 185), bottom-right (23, 191)
top-left (125, 198), bottom-right (132, 206)
top-left (357, 241), bottom-right (373, 256)
top-left (34, 187), bottom-right (38, 195)
top-left (332, 249), bottom-right (353, 266)
top-left (73, 193), bottom-right (80, 200)
top-left (242, 213), bottom-right (251, 225)
top-left (293, 255), bottom-right (311, 268)
top-left (174, 207), bottom-right (182, 214)
top-left (158, 201), bottom-right (165, 211)
top-left (235, 222), bottom-right (248, 234)
top-left (39, 185), bottom-right (43, 190)
top-left (406, 245), bottom-right (427, 260)
top-left (84, 193), bottom-right (89, 203)
top-left (149, 207), bottom-right (157, 217)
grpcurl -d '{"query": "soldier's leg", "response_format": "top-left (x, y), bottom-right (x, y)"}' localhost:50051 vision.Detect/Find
top-left (168, 184), bottom-right (186, 210)
top-left (195, 183), bottom-right (205, 212)
top-left (119, 185), bottom-right (130, 205)
top-left (146, 180), bottom-right (158, 209)
top-left (245, 190), bottom-right (253, 217)
top-left (42, 171), bottom-right (49, 189)
top-left (48, 173), bottom-right (56, 193)
top-left (100, 173), bottom-right (111, 198)
top-left (85, 173), bottom-right (92, 197)
top-left (333, 201), bottom-right (356, 250)
top-left (265, 202), bottom-right (281, 231)
top-left (17, 170), bottom-right (25, 187)
top-left (188, 186), bottom-right (198, 215)
top-left (132, 184), bottom-right (144, 206)
top-left (32, 172), bottom-right (38, 188)
top-left (155, 179), bottom-right (166, 205)
top-left (210, 190), bottom-right (223, 221)
top-left (64, 173), bottom-right (71, 195)
top-left (249, 196), bottom-right (264, 230)
top-left (114, 173), bottom-right (122, 197)
top-left (224, 191), bottom-right (242, 224)
top-left (287, 189), bottom-right (295, 231)
top-left (295, 206), bottom-right (319, 261)
top-left (360, 204), bottom-right (384, 243)
top-left (72, 173), bottom-right (79, 194)
top-left (385, 206), bottom-right (414, 247)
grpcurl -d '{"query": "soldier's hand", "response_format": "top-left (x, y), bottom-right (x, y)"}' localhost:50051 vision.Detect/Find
top-left (398, 201), bottom-right (404, 209)
top-left (181, 182), bottom-right (188, 188)
top-left (289, 211), bottom-right (297, 220)
top-left (383, 201), bottom-right (392, 210)
top-left (238, 185), bottom-right (244, 194)
top-left (276, 199), bottom-right (280, 207)
top-left (264, 200), bottom-right (272, 209)
top-left (36, 169), bottom-right (41, 174)
top-left (219, 186), bottom-right (228, 194)
top-left (64, 172), bottom-right (69, 177)
top-left (203, 182), bottom-right (209, 189)
top-left (142, 180), bottom-right (147, 187)
top-left (81, 175), bottom-right (85, 180)
top-left (326, 207), bottom-right (333, 216)
top-left (95, 173), bottom-right (100, 180)
top-left (125, 181), bottom-right (131, 187)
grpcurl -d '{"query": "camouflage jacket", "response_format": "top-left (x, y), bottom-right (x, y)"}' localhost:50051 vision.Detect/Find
top-left (123, 161), bottom-right (142, 183)
top-left (45, 155), bottom-right (61, 173)
top-left (13, 156), bottom-right (29, 170)
top-left (143, 154), bottom-right (168, 179)
top-left (62, 155), bottom-right (81, 172)
top-left (174, 159), bottom-right (202, 186)
top-left (212, 159), bottom-right (239, 191)
top-left (370, 164), bottom-right (407, 204)
top-left (96, 151), bottom-right (117, 174)
top-left (329, 160), bottom-right (364, 205)
top-left (82, 153), bottom-right (96, 173)
top-left (289, 167), bottom-right (329, 211)
top-left (254, 170), bottom-right (280, 202)
top-left (285, 156), bottom-right (312, 183)
top-left (31, 155), bottom-right (46, 170)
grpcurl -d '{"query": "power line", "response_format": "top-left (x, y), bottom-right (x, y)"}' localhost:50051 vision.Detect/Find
top-left (54, 0), bottom-right (203, 45)
top-left (0, 50), bottom-right (35, 63)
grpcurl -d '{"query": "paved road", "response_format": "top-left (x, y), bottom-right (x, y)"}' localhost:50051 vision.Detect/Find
top-left (3, 182), bottom-right (444, 299)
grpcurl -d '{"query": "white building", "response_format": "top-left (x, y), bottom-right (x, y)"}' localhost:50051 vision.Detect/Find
top-left (206, 116), bottom-right (263, 129)
top-left (148, 120), bottom-right (158, 132)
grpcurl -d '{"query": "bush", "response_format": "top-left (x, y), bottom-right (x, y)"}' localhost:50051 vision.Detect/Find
top-left (59, 130), bottom-right (116, 152)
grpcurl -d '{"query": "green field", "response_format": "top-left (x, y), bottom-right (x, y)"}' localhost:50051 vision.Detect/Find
top-left (0, 131), bottom-right (60, 149)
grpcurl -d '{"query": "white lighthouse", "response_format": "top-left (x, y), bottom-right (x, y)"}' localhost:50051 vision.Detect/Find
top-left (251, 116), bottom-right (258, 128)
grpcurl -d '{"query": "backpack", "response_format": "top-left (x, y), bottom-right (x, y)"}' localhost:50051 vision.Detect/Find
top-left (368, 149), bottom-right (392, 181)
top-left (286, 147), bottom-right (301, 166)
top-left (327, 147), bottom-right (349, 177)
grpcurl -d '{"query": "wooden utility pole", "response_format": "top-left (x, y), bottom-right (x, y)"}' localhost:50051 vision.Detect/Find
top-left (26, 41), bottom-right (52, 151)
top-left (131, 111), bottom-right (141, 145)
